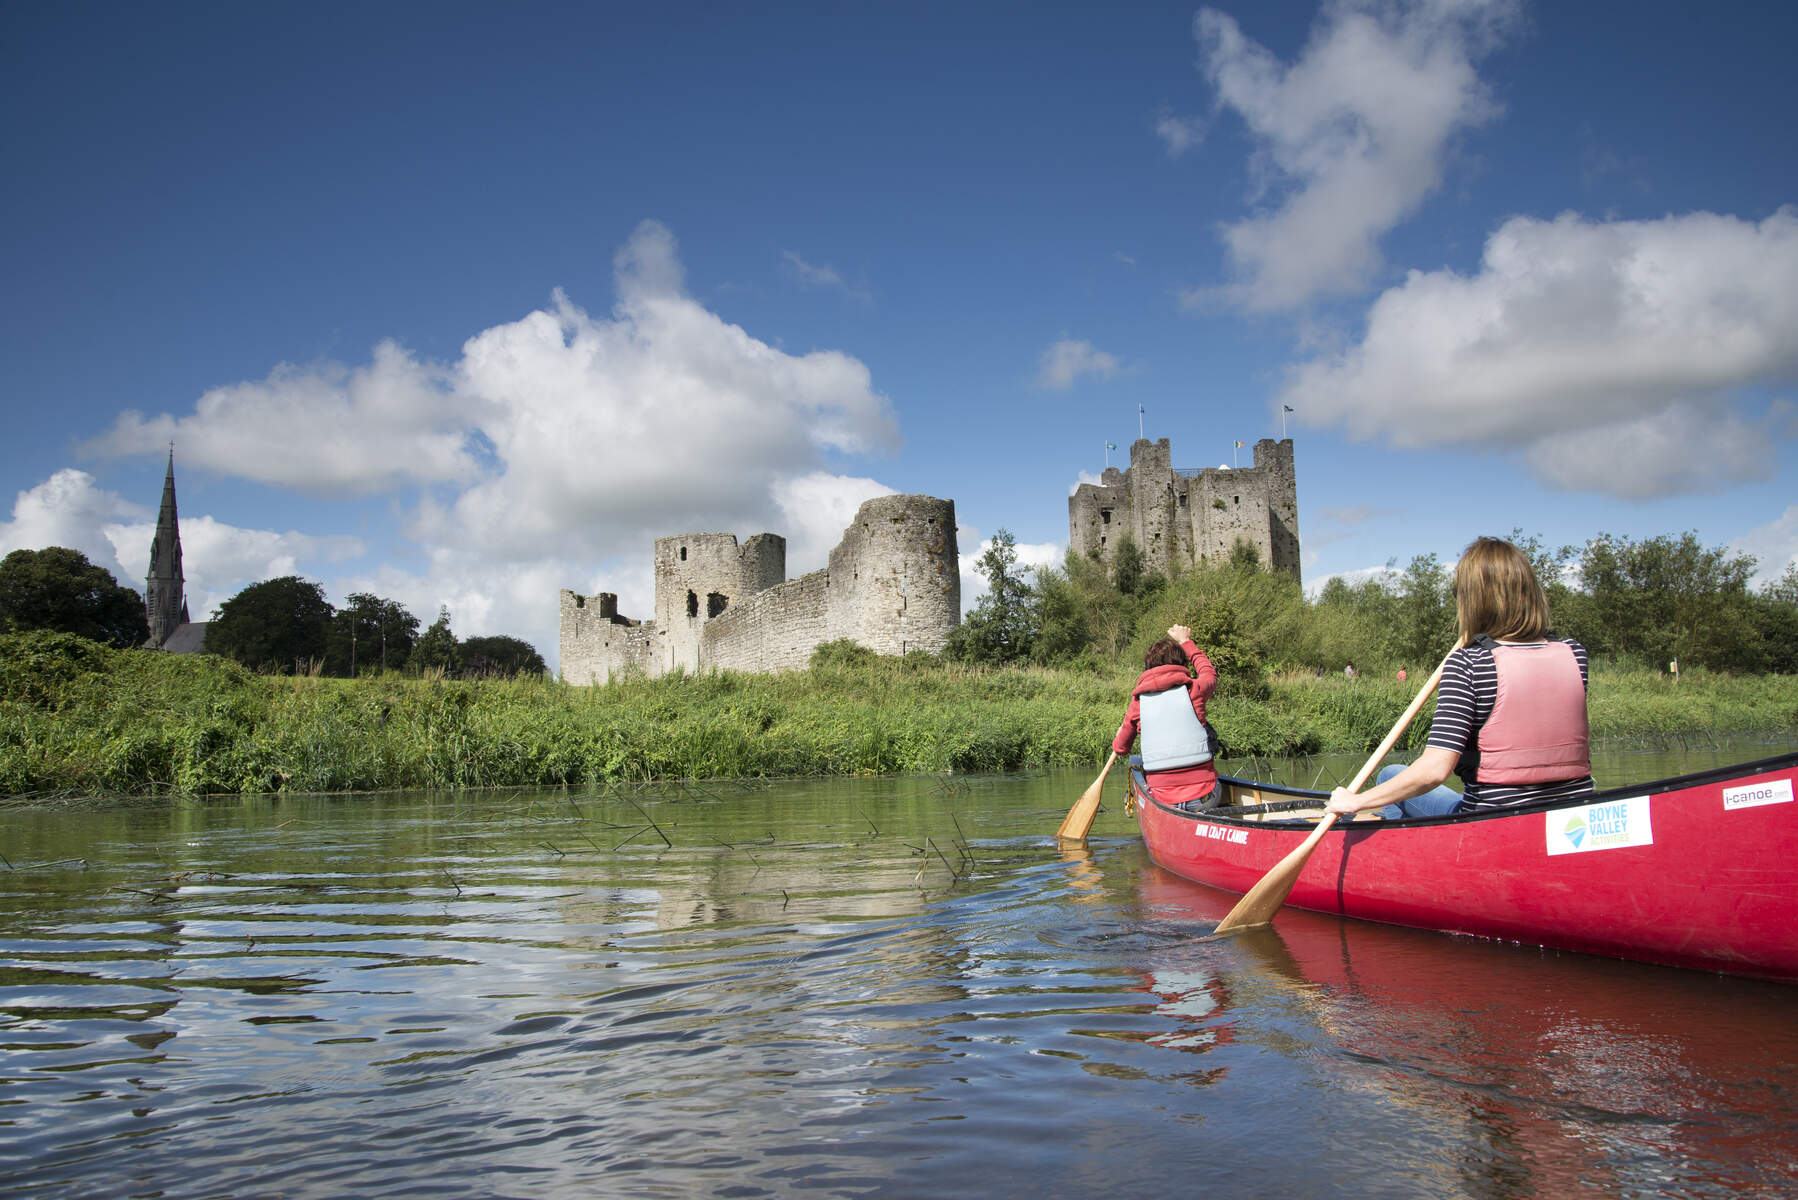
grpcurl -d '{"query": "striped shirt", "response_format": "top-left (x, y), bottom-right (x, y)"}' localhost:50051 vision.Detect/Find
top-left (1426, 638), bottom-right (1595, 811)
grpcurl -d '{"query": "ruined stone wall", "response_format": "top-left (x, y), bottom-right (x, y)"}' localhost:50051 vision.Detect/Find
top-left (1068, 436), bottom-right (1300, 584)
top-left (559, 590), bottom-right (657, 685)
top-left (698, 571), bottom-right (832, 673)
top-left (560, 494), bottom-right (959, 683)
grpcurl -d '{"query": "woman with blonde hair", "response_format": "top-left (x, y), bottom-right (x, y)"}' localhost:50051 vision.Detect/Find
top-left (1326, 536), bottom-right (1594, 821)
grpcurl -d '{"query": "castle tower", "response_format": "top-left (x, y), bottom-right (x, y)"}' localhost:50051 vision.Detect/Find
top-left (144, 449), bottom-right (190, 649)
top-left (827, 494), bottom-right (960, 656)
top-left (653, 532), bottom-right (787, 673)
top-left (1068, 435), bottom-right (1299, 584)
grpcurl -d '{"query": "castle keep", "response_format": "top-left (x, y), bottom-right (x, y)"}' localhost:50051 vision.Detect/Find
top-left (560, 494), bottom-right (959, 683)
top-left (1069, 437), bottom-right (1299, 583)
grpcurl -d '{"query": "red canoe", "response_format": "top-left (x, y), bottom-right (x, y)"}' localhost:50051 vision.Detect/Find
top-left (1128, 750), bottom-right (1798, 982)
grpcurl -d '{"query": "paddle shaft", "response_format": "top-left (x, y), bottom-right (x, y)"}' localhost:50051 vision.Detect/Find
top-left (1212, 643), bottom-right (1459, 933)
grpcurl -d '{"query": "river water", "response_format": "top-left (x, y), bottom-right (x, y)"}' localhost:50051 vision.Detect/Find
top-left (3, 745), bottom-right (1795, 1198)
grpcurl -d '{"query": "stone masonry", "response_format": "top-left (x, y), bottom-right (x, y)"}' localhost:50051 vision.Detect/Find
top-left (1069, 437), bottom-right (1299, 583)
top-left (560, 494), bottom-right (960, 684)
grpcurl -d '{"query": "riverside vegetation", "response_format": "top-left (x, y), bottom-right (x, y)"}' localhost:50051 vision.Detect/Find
top-left (5, 527), bottom-right (1796, 798)
top-left (4, 629), bottom-right (1795, 798)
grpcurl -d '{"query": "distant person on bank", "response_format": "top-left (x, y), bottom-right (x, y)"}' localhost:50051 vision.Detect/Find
top-left (1112, 625), bottom-right (1220, 811)
top-left (1325, 537), bottom-right (1594, 821)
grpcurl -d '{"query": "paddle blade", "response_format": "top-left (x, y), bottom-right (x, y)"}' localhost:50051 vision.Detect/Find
top-left (1056, 753), bottom-right (1116, 842)
top-left (1213, 813), bottom-right (1337, 933)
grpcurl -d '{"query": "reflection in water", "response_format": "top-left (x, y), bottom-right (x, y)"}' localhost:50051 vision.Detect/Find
top-left (0, 764), bottom-right (1793, 1199)
top-left (1138, 865), bottom-right (1798, 1199)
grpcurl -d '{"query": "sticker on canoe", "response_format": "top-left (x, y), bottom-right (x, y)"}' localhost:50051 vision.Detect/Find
top-left (1196, 823), bottom-right (1249, 845)
top-left (1546, 796), bottom-right (1652, 856)
top-left (1723, 778), bottom-right (1794, 811)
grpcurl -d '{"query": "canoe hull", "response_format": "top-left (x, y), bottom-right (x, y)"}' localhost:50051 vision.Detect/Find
top-left (1131, 752), bottom-right (1798, 982)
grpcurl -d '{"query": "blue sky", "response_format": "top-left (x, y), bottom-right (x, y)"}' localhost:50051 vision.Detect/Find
top-left (5, 0), bottom-right (1795, 668)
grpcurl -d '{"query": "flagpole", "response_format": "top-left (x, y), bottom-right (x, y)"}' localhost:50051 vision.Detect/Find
top-left (1138, 404), bottom-right (1144, 440)
top-left (1281, 405), bottom-right (1290, 439)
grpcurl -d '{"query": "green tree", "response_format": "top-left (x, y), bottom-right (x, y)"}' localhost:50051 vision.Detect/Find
top-left (1576, 532), bottom-right (1761, 671)
top-left (1135, 557), bottom-right (1301, 690)
top-left (460, 634), bottom-right (547, 677)
top-left (1227, 538), bottom-right (1262, 571)
top-left (1112, 533), bottom-right (1148, 597)
top-left (1309, 571), bottom-right (1401, 670)
top-left (205, 576), bottom-right (333, 672)
top-left (1029, 561), bottom-right (1090, 664)
top-left (325, 593), bottom-right (419, 676)
top-left (0, 547), bottom-right (149, 648)
top-left (946, 529), bottom-right (1037, 664)
top-left (410, 605), bottom-right (461, 676)
top-left (1754, 563), bottom-right (1798, 674)
top-left (1397, 553), bottom-right (1455, 665)
top-left (1763, 561), bottom-right (1798, 607)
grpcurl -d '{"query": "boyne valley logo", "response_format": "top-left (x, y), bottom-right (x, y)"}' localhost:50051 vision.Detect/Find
top-left (1547, 797), bottom-right (1653, 856)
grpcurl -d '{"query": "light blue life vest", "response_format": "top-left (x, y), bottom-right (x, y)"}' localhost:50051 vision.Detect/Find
top-left (1139, 685), bottom-right (1213, 771)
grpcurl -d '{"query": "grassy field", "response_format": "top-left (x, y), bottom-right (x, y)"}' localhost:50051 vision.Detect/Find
top-left (3, 631), bottom-right (1794, 798)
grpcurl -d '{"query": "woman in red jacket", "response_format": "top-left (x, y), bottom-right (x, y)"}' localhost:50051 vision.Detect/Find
top-left (1113, 623), bottom-right (1220, 810)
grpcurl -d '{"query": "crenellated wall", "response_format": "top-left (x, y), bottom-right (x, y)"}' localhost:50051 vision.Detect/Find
top-left (560, 494), bottom-right (959, 684)
top-left (1069, 437), bottom-right (1300, 583)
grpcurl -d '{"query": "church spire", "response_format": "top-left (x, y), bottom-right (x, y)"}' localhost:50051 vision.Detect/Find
top-left (145, 446), bottom-right (189, 648)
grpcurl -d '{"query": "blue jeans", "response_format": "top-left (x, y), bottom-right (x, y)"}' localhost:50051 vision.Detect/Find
top-left (1374, 763), bottom-right (1463, 820)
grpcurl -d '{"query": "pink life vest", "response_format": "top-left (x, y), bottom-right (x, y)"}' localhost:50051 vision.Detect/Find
top-left (1475, 640), bottom-right (1591, 784)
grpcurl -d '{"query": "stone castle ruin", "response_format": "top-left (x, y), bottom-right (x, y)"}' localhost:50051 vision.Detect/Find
top-left (561, 494), bottom-right (959, 683)
top-left (1070, 437), bottom-right (1299, 583)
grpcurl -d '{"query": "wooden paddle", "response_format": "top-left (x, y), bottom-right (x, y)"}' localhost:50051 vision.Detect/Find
top-left (1056, 750), bottom-right (1118, 842)
top-left (1213, 643), bottom-right (1459, 934)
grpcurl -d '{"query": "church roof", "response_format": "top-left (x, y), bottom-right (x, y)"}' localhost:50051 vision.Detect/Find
top-left (155, 622), bottom-right (212, 654)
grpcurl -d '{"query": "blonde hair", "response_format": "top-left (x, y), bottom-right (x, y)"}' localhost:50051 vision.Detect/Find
top-left (1454, 537), bottom-right (1550, 642)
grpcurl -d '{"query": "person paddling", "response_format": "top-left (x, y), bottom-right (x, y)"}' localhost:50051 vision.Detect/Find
top-left (1326, 537), bottom-right (1594, 821)
top-left (1112, 624), bottom-right (1220, 811)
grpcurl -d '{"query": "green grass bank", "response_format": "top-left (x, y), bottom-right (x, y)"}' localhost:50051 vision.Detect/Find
top-left (3, 631), bottom-right (1795, 798)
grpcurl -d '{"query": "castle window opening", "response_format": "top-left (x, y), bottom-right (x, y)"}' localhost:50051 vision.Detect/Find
top-left (1100, 508), bottom-right (1112, 525)
top-left (686, 590), bottom-right (698, 618)
top-left (1179, 494), bottom-right (1188, 508)
top-left (1234, 496), bottom-right (1240, 504)
top-left (707, 592), bottom-right (728, 618)
top-left (680, 546), bottom-right (687, 561)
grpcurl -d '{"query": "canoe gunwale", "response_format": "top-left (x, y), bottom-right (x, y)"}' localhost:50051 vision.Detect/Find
top-left (1134, 747), bottom-right (1798, 831)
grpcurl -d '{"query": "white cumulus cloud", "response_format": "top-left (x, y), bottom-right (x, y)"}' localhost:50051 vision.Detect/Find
top-left (1154, 108), bottom-right (1207, 157)
top-left (1037, 339), bottom-right (1122, 390)
top-left (1192, 0), bottom-right (1519, 311)
top-left (1730, 505), bottom-right (1798, 591)
top-left (86, 342), bottom-right (473, 493)
top-left (105, 515), bottom-right (364, 622)
top-left (61, 220), bottom-right (910, 668)
top-left (0, 470), bottom-right (144, 583)
top-left (1280, 208), bottom-right (1798, 497)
